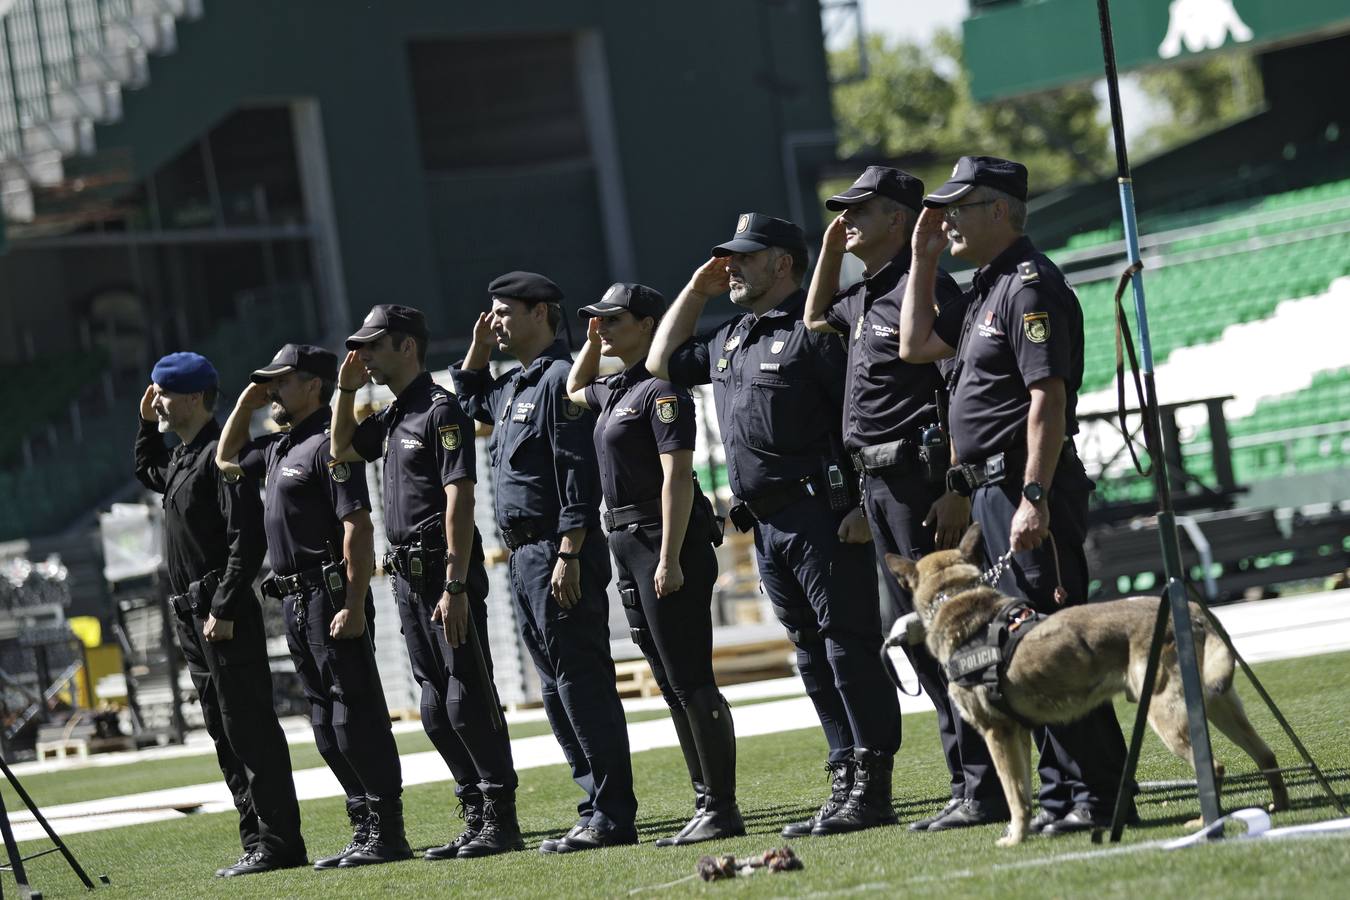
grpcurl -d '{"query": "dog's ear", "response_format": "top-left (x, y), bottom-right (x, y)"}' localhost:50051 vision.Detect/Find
top-left (884, 553), bottom-right (917, 589)
top-left (958, 522), bottom-right (982, 562)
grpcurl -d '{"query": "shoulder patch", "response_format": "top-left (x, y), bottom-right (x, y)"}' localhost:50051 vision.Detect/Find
top-left (1018, 261), bottom-right (1039, 284)
top-left (328, 460), bottom-right (352, 483)
top-left (223, 469), bottom-right (242, 484)
top-left (1023, 312), bottom-right (1050, 343)
top-left (438, 423), bottom-right (461, 450)
top-left (431, 391), bottom-right (449, 405)
top-left (655, 396), bottom-right (679, 424)
top-left (562, 399), bottom-right (585, 421)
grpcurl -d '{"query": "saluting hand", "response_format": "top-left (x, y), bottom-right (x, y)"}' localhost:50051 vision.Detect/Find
top-left (836, 507), bottom-right (872, 544)
top-left (924, 491), bottom-right (971, 551)
top-left (655, 557), bottom-right (684, 598)
top-left (688, 257), bottom-right (732, 297)
top-left (432, 591), bottom-right (470, 648)
top-left (202, 615), bottom-right (234, 642)
top-left (912, 207), bottom-right (950, 262)
top-left (338, 350), bottom-right (369, 392)
top-left (330, 606), bottom-right (367, 639)
top-left (238, 381), bottom-right (272, 411)
top-left (821, 214), bottom-right (849, 256)
top-left (471, 311), bottom-right (494, 346)
top-left (140, 384), bottom-right (158, 422)
top-left (585, 316), bottom-right (603, 345)
top-left (551, 556), bottom-right (581, 609)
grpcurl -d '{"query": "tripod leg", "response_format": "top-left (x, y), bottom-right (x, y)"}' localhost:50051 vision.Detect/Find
top-left (0, 757), bottom-right (97, 890)
top-left (1109, 589), bottom-right (1171, 843)
top-left (1197, 604), bottom-right (1347, 815)
top-left (0, 788), bottom-right (34, 900)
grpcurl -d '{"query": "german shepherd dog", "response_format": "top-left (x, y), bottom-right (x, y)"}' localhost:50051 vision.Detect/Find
top-left (885, 523), bottom-right (1289, 846)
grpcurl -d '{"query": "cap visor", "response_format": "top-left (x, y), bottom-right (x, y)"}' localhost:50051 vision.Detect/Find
top-left (249, 364), bottom-right (294, 383)
top-left (344, 327), bottom-right (386, 350)
top-left (711, 237), bottom-right (770, 256)
top-left (824, 188), bottom-right (875, 211)
top-left (576, 303), bottom-right (626, 320)
top-left (922, 181), bottom-right (975, 208)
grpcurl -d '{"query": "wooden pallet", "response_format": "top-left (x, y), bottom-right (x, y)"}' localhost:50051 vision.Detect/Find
top-left (613, 659), bottom-right (663, 699)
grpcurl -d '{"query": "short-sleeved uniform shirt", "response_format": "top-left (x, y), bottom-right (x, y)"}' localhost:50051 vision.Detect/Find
top-left (349, 371), bottom-right (474, 547)
top-left (584, 363), bottom-right (696, 509)
top-left (450, 340), bottom-right (601, 533)
top-left (824, 248), bottom-right (967, 451)
top-left (934, 236), bottom-right (1084, 463)
top-left (665, 290), bottom-right (846, 501)
top-left (238, 408), bottom-right (371, 576)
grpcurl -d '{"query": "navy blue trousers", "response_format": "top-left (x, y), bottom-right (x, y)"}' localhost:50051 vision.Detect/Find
top-left (754, 495), bottom-right (901, 760)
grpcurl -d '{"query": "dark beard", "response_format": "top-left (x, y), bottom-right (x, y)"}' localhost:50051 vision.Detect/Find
top-left (270, 402), bottom-right (293, 427)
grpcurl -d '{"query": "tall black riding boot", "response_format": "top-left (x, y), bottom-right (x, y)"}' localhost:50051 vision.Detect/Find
top-left (458, 795), bottom-right (526, 857)
top-left (812, 748), bottom-right (898, 835)
top-left (656, 704), bottom-right (710, 847)
top-left (668, 687), bottom-right (745, 845)
top-left (424, 792), bottom-right (484, 861)
top-left (339, 796), bottom-right (413, 867)
top-left (314, 798), bottom-right (370, 870)
top-left (781, 759), bottom-right (855, 838)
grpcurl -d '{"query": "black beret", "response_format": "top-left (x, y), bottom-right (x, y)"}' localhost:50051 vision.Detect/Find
top-left (488, 271), bottom-right (563, 305)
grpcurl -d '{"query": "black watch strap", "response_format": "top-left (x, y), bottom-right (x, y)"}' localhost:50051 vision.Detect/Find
top-left (557, 550), bottom-right (581, 561)
top-left (444, 579), bottom-right (468, 595)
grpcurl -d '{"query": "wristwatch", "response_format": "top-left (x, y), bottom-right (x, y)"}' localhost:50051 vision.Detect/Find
top-left (1022, 481), bottom-right (1045, 504)
top-left (444, 579), bottom-right (468, 595)
top-left (557, 550), bottom-right (581, 561)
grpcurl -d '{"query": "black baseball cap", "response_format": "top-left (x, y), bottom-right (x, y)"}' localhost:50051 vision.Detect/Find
top-left (346, 304), bottom-right (429, 350)
top-left (577, 283), bottom-right (666, 321)
top-left (826, 166), bottom-right (925, 212)
top-left (251, 343), bottom-right (339, 383)
top-left (711, 213), bottom-right (807, 257)
top-left (923, 156), bottom-right (1029, 207)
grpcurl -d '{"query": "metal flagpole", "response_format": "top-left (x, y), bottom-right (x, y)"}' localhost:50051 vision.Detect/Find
top-left (1094, 0), bottom-right (1223, 840)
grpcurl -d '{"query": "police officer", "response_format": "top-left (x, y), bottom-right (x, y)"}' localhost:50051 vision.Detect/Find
top-left (803, 166), bottom-right (1006, 832)
top-left (898, 156), bottom-right (1135, 835)
top-left (451, 272), bottom-right (638, 853)
top-left (564, 284), bottom-right (743, 847)
top-left (216, 344), bottom-right (411, 867)
top-left (331, 305), bottom-right (523, 858)
top-left (134, 352), bottom-right (306, 877)
top-left (649, 214), bottom-right (901, 837)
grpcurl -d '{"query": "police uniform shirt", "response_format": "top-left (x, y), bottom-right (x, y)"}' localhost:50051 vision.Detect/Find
top-left (823, 248), bottom-right (966, 451)
top-left (584, 363), bottom-right (696, 510)
top-left (450, 339), bottom-right (601, 532)
top-left (349, 372), bottom-right (473, 547)
top-left (665, 290), bottom-right (846, 500)
top-left (934, 236), bottom-right (1084, 463)
top-left (237, 408), bottom-right (371, 576)
top-left (134, 418), bottom-right (265, 619)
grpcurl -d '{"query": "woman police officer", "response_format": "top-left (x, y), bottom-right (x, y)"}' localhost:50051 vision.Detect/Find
top-left (565, 283), bottom-right (744, 847)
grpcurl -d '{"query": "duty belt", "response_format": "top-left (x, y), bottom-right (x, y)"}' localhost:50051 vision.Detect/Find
top-left (737, 476), bottom-right (817, 522)
top-left (946, 450), bottom-right (1026, 497)
top-left (850, 438), bottom-right (916, 475)
top-left (260, 565), bottom-right (327, 600)
top-left (499, 517), bottom-right (549, 551)
top-left (383, 543), bottom-right (446, 581)
top-left (602, 499), bottom-right (662, 531)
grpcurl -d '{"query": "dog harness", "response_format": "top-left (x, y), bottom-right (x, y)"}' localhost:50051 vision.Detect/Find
top-left (945, 602), bottom-right (1044, 726)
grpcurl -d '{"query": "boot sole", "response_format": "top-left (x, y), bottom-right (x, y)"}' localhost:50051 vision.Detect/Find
top-left (811, 817), bottom-right (899, 836)
top-left (456, 841), bottom-right (526, 858)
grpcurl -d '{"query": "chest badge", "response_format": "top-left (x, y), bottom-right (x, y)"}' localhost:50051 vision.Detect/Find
top-left (723, 335), bottom-right (741, 352)
top-left (1023, 312), bottom-right (1050, 343)
top-left (329, 460), bottom-right (352, 483)
top-left (439, 424), bottom-right (461, 450)
top-left (854, 316), bottom-right (864, 340)
top-left (655, 396), bottom-right (679, 424)
top-left (770, 340), bottom-right (785, 354)
top-left (716, 358), bottom-right (729, 371)
top-left (562, 400), bottom-right (585, 421)
top-left (222, 469), bottom-right (241, 484)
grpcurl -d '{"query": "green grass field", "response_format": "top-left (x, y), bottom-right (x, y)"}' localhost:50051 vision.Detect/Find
top-left (11, 653), bottom-right (1350, 898)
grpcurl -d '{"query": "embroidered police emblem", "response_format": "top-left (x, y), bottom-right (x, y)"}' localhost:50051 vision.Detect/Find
top-left (329, 461), bottom-right (351, 483)
top-left (736, 214), bottom-right (750, 234)
top-left (951, 162), bottom-right (960, 177)
top-left (770, 340), bottom-right (785, 354)
top-left (723, 335), bottom-right (740, 352)
top-left (562, 400), bottom-right (584, 421)
top-left (1023, 312), bottom-right (1050, 343)
top-left (439, 424), bottom-right (461, 450)
top-left (656, 396), bottom-right (679, 423)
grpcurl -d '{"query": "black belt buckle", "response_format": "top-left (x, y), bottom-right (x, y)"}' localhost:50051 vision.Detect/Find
top-left (984, 451), bottom-right (1006, 484)
top-left (728, 502), bottom-right (756, 533)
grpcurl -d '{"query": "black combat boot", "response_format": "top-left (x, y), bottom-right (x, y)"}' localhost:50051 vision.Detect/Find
top-left (457, 794), bottom-right (526, 857)
top-left (424, 793), bottom-right (484, 861)
top-left (665, 688), bottom-right (745, 845)
top-left (811, 748), bottom-right (898, 835)
top-left (781, 759), bottom-right (855, 838)
top-left (656, 704), bottom-right (709, 847)
top-left (314, 799), bottom-right (371, 870)
top-left (339, 796), bottom-right (413, 867)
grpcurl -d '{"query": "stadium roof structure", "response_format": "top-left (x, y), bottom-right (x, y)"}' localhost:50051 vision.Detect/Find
top-left (964, 0), bottom-right (1350, 100)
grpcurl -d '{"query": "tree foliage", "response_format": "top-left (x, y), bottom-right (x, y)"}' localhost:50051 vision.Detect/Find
top-left (1135, 53), bottom-right (1263, 154)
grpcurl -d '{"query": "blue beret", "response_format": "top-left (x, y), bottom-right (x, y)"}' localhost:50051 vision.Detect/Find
top-left (151, 352), bottom-right (219, 394)
top-left (489, 271), bottom-right (563, 305)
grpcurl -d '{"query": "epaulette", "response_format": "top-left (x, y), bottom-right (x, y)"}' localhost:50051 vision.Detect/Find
top-left (1018, 261), bottom-right (1039, 284)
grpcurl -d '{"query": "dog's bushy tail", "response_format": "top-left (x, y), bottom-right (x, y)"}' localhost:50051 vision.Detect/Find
top-left (1193, 602), bottom-right (1237, 696)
